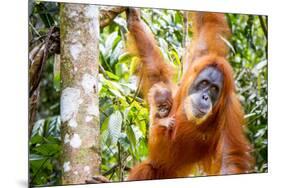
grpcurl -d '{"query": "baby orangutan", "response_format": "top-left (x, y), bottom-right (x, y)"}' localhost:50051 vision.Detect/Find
top-left (148, 82), bottom-right (175, 129)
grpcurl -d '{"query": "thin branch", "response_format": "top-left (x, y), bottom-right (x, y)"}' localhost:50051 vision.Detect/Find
top-left (102, 153), bottom-right (131, 177)
top-left (99, 64), bottom-right (109, 79)
top-left (29, 21), bottom-right (41, 37)
top-left (129, 75), bottom-right (143, 105)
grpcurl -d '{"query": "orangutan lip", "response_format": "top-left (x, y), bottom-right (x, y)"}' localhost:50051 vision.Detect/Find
top-left (191, 99), bottom-right (207, 117)
top-left (196, 108), bottom-right (206, 117)
top-left (197, 107), bottom-right (208, 114)
top-left (191, 100), bottom-right (206, 118)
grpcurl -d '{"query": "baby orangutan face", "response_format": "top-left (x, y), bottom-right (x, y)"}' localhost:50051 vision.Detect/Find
top-left (154, 88), bottom-right (173, 118)
top-left (148, 82), bottom-right (175, 129)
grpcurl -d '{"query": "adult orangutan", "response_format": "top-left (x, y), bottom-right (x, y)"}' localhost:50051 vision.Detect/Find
top-left (126, 8), bottom-right (254, 180)
top-left (88, 8), bottom-right (254, 183)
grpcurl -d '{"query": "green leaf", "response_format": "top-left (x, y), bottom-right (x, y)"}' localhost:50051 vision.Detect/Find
top-left (105, 71), bottom-right (120, 80)
top-left (108, 111), bottom-right (123, 145)
top-left (115, 63), bottom-right (129, 77)
top-left (118, 133), bottom-right (130, 151)
top-left (34, 143), bottom-right (60, 156)
top-left (32, 119), bottom-right (45, 136)
top-left (30, 154), bottom-right (47, 161)
top-left (105, 31), bottom-right (121, 58)
top-left (30, 135), bottom-right (44, 144)
top-left (118, 52), bottom-right (134, 64)
top-left (110, 41), bottom-right (123, 65)
top-left (101, 116), bottom-right (109, 133)
top-left (126, 125), bottom-right (136, 149)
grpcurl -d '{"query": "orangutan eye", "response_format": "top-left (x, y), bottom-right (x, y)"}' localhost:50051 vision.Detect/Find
top-left (198, 80), bottom-right (208, 88)
top-left (210, 85), bottom-right (218, 93)
top-left (202, 80), bottom-right (209, 85)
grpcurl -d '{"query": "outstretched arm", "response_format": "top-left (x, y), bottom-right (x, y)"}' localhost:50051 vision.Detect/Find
top-left (188, 12), bottom-right (231, 64)
top-left (126, 8), bottom-right (176, 101)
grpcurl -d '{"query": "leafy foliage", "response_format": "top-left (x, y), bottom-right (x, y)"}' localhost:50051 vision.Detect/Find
top-left (227, 14), bottom-right (268, 172)
top-left (29, 2), bottom-right (267, 186)
top-left (29, 116), bottom-right (62, 185)
top-left (29, 2), bottom-right (61, 186)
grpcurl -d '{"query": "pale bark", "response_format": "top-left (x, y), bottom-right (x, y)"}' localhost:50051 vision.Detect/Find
top-left (60, 4), bottom-right (100, 185)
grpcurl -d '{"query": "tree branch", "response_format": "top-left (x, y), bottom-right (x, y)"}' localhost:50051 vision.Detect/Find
top-left (100, 7), bottom-right (126, 28)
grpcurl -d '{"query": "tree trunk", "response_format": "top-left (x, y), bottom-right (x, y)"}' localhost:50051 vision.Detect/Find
top-left (60, 4), bottom-right (100, 185)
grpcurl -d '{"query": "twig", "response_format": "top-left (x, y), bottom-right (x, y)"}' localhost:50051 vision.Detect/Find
top-left (102, 151), bottom-right (131, 177)
top-left (103, 164), bottom-right (119, 176)
top-left (129, 71), bottom-right (143, 105)
top-left (117, 142), bottom-right (122, 181)
top-left (258, 16), bottom-right (268, 59)
top-left (99, 64), bottom-right (109, 79)
top-left (29, 21), bottom-right (41, 37)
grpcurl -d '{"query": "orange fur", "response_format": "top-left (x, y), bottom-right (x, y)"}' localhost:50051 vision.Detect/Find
top-left (126, 9), bottom-right (176, 100)
top-left (126, 9), bottom-right (254, 180)
top-left (187, 12), bottom-right (231, 64)
top-left (147, 82), bottom-right (174, 128)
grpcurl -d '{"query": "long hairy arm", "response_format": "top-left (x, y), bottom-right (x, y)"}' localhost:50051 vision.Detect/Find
top-left (126, 8), bottom-right (175, 100)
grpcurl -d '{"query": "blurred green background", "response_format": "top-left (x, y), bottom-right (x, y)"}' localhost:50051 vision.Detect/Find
top-left (29, 2), bottom-right (267, 186)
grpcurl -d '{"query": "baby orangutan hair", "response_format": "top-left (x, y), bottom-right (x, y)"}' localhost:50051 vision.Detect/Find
top-left (148, 82), bottom-right (175, 129)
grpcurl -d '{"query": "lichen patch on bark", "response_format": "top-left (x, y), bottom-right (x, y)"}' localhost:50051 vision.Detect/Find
top-left (64, 133), bottom-right (70, 144)
top-left (69, 118), bottom-right (78, 128)
top-left (84, 166), bottom-right (90, 174)
top-left (63, 161), bottom-right (71, 172)
top-left (86, 6), bottom-right (99, 41)
top-left (87, 102), bottom-right (99, 117)
top-left (70, 42), bottom-right (82, 61)
top-left (61, 87), bottom-right (81, 123)
top-left (85, 115), bottom-right (93, 123)
top-left (81, 73), bottom-right (97, 95)
top-left (70, 133), bottom-right (82, 148)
